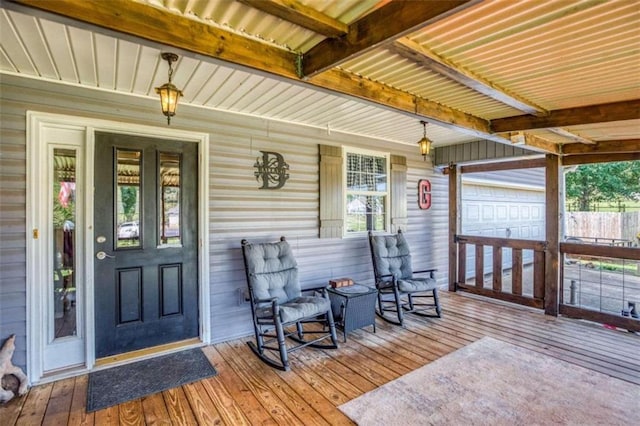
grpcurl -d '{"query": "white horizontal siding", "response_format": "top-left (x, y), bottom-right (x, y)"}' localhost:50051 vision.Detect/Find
top-left (0, 80), bottom-right (27, 370)
top-left (0, 74), bottom-right (450, 364)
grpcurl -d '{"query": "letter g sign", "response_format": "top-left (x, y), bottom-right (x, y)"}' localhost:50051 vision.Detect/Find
top-left (418, 179), bottom-right (431, 210)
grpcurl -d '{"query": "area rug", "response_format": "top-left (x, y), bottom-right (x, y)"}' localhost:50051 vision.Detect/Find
top-left (86, 347), bottom-right (217, 412)
top-left (339, 337), bottom-right (639, 425)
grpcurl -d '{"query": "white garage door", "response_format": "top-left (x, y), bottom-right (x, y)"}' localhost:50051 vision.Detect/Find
top-left (462, 179), bottom-right (545, 276)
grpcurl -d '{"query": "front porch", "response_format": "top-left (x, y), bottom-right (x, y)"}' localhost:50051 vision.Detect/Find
top-left (3, 291), bottom-right (638, 425)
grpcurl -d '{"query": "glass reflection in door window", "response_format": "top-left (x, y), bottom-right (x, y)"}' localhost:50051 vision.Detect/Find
top-left (53, 149), bottom-right (77, 338)
top-left (116, 149), bottom-right (141, 249)
top-left (159, 152), bottom-right (181, 246)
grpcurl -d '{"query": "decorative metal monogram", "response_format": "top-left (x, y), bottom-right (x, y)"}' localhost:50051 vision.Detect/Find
top-left (254, 151), bottom-right (290, 189)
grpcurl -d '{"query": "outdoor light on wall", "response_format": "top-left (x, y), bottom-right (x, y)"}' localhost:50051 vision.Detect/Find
top-left (155, 52), bottom-right (183, 125)
top-left (417, 120), bottom-right (433, 160)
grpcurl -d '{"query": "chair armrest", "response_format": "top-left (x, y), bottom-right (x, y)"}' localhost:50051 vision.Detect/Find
top-left (252, 297), bottom-right (281, 321)
top-left (255, 296), bottom-right (278, 305)
top-left (302, 285), bottom-right (329, 297)
top-left (413, 269), bottom-right (437, 278)
top-left (376, 273), bottom-right (395, 280)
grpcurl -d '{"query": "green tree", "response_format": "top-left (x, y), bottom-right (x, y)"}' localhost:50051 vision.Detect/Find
top-left (565, 161), bottom-right (640, 211)
top-left (120, 186), bottom-right (139, 221)
top-left (53, 201), bottom-right (75, 227)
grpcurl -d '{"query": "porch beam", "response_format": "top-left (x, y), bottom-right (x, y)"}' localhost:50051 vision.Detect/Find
top-left (502, 131), bottom-right (560, 154)
top-left (491, 100), bottom-right (640, 132)
top-left (302, 0), bottom-right (476, 78)
top-left (561, 139), bottom-right (640, 155)
top-left (459, 158), bottom-right (546, 174)
top-left (238, 0), bottom-right (348, 38)
top-left (562, 152), bottom-right (640, 166)
top-left (390, 38), bottom-right (547, 116)
top-left (544, 154), bottom-right (560, 316)
top-left (549, 128), bottom-right (595, 145)
top-left (309, 68), bottom-right (500, 140)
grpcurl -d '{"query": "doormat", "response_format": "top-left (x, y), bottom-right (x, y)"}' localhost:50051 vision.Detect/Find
top-left (339, 337), bottom-right (639, 425)
top-left (86, 347), bottom-right (217, 412)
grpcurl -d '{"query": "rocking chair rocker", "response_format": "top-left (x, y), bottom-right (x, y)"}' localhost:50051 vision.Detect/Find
top-left (241, 237), bottom-right (338, 371)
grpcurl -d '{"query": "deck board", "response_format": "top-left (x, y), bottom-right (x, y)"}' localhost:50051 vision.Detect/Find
top-left (2, 292), bottom-right (638, 425)
top-left (160, 387), bottom-right (197, 425)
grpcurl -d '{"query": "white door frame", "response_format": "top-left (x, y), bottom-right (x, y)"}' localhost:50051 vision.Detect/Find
top-left (26, 111), bottom-right (210, 384)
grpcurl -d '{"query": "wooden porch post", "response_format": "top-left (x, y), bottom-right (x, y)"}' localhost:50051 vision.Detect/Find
top-left (449, 164), bottom-right (459, 292)
top-left (545, 154), bottom-right (560, 315)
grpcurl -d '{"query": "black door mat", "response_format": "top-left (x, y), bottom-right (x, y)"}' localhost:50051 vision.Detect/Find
top-left (86, 347), bottom-right (217, 412)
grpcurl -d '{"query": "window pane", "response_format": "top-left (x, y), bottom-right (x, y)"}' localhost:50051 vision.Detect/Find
top-left (116, 149), bottom-right (141, 249)
top-left (346, 195), bottom-right (386, 232)
top-left (374, 157), bottom-right (387, 192)
top-left (53, 149), bottom-right (77, 338)
top-left (159, 152), bottom-right (181, 246)
top-left (346, 152), bottom-right (387, 192)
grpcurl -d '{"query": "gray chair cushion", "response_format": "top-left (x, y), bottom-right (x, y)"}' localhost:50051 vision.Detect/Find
top-left (244, 240), bottom-right (301, 305)
top-left (370, 233), bottom-right (414, 280)
top-left (398, 277), bottom-right (438, 292)
top-left (257, 296), bottom-right (331, 323)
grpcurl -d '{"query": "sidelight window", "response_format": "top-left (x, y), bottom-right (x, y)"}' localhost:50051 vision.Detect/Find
top-left (52, 148), bottom-right (78, 339)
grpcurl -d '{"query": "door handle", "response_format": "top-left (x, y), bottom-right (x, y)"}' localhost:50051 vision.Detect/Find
top-left (96, 251), bottom-right (115, 260)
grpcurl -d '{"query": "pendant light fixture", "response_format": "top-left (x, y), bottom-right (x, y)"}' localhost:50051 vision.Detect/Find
top-left (417, 120), bottom-right (433, 160)
top-left (155, 52), bottom-right (183, 125)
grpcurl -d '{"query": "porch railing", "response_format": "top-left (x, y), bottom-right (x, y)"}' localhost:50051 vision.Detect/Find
top-left (455, 235), bottom-right (547, 309)
top-left (560, 242), bottom-right (640, 332)
top-left (565, 235), bottom-right (634, 247)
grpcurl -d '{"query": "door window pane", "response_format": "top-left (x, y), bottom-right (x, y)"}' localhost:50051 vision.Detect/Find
top-left (53, 149), bottom-right (77, 338)
top-left (159, 152), bottom-right (181, 246)
top-left (116, 149), bottom-right (141, 248)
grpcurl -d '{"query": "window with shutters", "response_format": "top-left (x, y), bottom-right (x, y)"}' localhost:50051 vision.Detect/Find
top-left (319, 145), bottom-right (405, 239)
top-left (344, 148), bottom-right (390, 234)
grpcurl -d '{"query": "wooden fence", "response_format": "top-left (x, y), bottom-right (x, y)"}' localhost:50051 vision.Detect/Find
top-left (565, 211), bottom-right (640, 245)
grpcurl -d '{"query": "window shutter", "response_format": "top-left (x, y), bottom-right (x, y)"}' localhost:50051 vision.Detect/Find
top-left (390, 155), bottom-right (407, 233)
top-left (319, 144), bottom-right (343, 238)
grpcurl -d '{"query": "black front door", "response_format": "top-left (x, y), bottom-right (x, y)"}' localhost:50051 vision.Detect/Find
top-left (94, 132), bottom-right (199, 358)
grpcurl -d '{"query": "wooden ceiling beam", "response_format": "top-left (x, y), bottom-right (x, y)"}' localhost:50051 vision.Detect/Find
top-left (562, 152), bottom-right (640, 166)
top-left (302, 0), bottom-right (476, 78)
top-left (491, 100), bottom-right (640, 132)
top-left (390, 38), bottom-right (547, 116)
top-left (561, 139), bottom-right (640, 155)
top-left (501, 131), bottom-right (560, 155)
top-left (309, 68), bottom-right (506, 142)
top-left (237, 0), bottom-right (347, 38)
top-left (549, 128), bottom-right (595, 144)
top-left (460, 158), bottom-right (547, 174)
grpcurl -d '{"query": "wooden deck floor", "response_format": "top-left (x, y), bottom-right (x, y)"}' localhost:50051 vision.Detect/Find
top-left (2, 291), bottom-right (639, 425)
